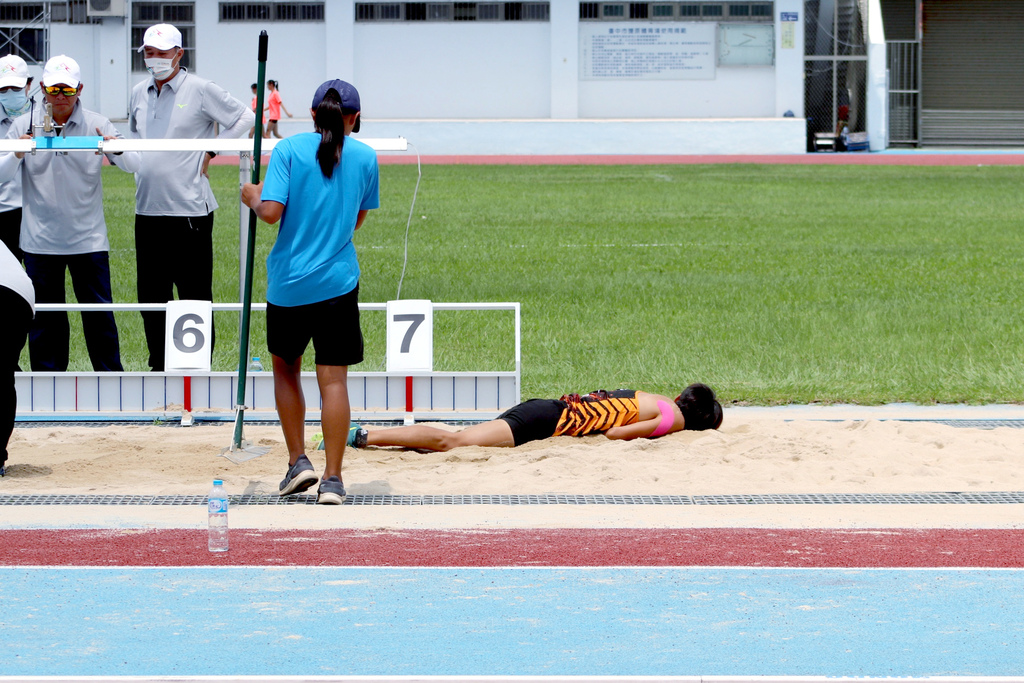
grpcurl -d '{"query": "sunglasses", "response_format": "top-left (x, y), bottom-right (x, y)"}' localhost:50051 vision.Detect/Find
top-left (43, 85), bottom-right (78, 97)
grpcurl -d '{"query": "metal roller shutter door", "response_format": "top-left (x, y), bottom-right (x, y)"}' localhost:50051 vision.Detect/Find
top-left (921, 0), bottom-right (1024, 145)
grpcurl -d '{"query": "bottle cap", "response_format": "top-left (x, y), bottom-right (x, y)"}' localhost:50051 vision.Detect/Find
top-left (213, 479), bottom-right (223, 486)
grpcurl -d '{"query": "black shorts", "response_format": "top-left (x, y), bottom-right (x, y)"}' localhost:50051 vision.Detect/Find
top-left (267, 286), bottom-right (364, 366)
top-left (497, 398), bottom-right (566, 446)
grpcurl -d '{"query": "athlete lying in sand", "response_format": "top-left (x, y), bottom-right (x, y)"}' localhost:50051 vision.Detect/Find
top-left (344, 383), bottom-right (723, 453)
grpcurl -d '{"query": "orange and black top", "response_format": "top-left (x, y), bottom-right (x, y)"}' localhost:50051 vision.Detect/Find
top-left (553, 389), bottom-right (639, 437)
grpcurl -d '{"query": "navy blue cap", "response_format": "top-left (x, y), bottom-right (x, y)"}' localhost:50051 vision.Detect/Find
top-left (311, 79), bottom-right (360, 111)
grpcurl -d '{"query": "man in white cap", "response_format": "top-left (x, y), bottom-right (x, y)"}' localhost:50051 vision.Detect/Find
top-left (0, 54), bottom-right (33, 261)
top-left (0, 55), bottom-right (141, 372)
top-left (129, 23), bottom-right (255, 372)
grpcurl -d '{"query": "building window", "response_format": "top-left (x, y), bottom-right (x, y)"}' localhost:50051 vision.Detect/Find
top-left (579, 1), bottom-right (772, 21)
top-left (477, 2), bottom-right (499, 19)
top-left (0, 3), bottom-right (45, 22)
top-left (428, 3), bottom-right (451, 19)
top-left (355, 1), bottom-right (548, 21)
top-left (219, 3), bottom-right (325, 21)
top-left (0, 26), bottom-right (45, 61)
top-left (132, 2), bottom-right (196, 72)
top-left (51, 0), bottom-right (93, 24)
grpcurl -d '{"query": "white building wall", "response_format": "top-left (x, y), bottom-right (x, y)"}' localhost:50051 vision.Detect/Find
top-left (579, 68), bottom-right (776, 118)
top-left (355, 23), bottom-right (552, 118)
top-left (26, 0), bottom-right (814, 154)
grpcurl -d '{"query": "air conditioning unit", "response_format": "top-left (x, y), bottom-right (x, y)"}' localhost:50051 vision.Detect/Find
top-left (87, 0), bottom-right (127, 17)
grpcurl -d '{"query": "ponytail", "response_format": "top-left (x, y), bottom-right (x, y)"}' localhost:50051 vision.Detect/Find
top-left (313, 88), bottom-right (345, 178)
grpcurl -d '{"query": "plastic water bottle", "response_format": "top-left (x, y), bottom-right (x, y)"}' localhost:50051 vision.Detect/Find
top-left (248, 356), bottom-right (264, 372)
top-left (208, 479), bottom-right (229, 552)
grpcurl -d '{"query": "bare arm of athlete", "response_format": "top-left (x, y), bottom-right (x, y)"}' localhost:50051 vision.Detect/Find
top-left (604, 417), bottom-right (664, 441)
top-left (604, 392), bottom-right (684, 441)
top-left (240, 181), bottom-right (284, 224)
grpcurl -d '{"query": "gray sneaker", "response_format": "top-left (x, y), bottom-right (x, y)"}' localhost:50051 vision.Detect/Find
top-left (316, 476), bottom-right (347, 505)
top-left (279, 455), bottom-right (318, 496)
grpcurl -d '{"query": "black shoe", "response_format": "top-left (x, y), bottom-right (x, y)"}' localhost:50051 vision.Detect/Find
top-left (316, 476), bottom-right (347, 505)
top-left (279, 455), bottom-right (318, 496)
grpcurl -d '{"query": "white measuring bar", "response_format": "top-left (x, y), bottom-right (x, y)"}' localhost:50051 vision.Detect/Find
top-left (0, 136), bottom-right (409, 154)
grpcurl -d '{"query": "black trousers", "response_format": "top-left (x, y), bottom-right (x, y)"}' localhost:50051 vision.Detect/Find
top-left (135, 213), bottom-right (216, 371)
top-left (0, 208), bottom-right (23, 263)
top-left (23, 251), bottom-right (123, 372)
top-left (1, 285), bottom-right (31, 467)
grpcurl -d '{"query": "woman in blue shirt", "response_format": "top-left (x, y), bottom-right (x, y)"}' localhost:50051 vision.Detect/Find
top-left (242, 79), bottom-right (379, 505)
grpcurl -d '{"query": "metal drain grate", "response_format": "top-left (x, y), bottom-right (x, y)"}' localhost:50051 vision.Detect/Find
top-left (1, 492), bottom-right (1022, 506)
top-left (916, 419), bottom-right (1024, 429)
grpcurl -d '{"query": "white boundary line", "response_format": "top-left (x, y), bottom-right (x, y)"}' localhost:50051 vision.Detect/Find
top-left (3, 676), bottom-right (1024, 683)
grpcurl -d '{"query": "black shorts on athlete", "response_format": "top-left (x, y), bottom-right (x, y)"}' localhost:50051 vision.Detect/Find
top-left (267, 285), bottom-right (363, 366)
top-left (497, 398), bottom-right (567, 446)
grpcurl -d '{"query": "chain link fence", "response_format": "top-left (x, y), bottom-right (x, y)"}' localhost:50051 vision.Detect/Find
top-left (803, 0), bottom-right (868, 151)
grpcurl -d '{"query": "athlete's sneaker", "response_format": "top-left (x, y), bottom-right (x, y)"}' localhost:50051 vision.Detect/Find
top-left (318, 426), bottom-right (367, 450)
top-left (279, 454), bottom-right (318, 496)
top-left (347, 424), bottom-right (368, 449)
top-left (316, 476), bottom-right (347, 505)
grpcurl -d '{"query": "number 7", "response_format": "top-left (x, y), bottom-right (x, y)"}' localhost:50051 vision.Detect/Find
top-left (393, 313), bottom-right (425, 353)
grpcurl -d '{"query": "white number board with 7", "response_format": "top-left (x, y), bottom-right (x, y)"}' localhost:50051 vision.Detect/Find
top-left (386, 299), bottom-right (433, 372)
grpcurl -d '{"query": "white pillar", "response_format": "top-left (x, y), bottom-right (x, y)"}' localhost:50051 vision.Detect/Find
top-left (550, 0), bottom-right (579, 119)
top-left (866, 0), bottom-right (889, 151)
top-left (774, 0), bottom-right (804, 118)
top-left (326, 0), bottom-right (356, 80)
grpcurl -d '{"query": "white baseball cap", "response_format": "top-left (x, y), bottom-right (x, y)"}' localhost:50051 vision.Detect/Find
top-left (138, 23), bottom-right (182, 52)
top-left (41, 55), bottom-right (81, 88)
top-left (0, 54), bottom-right (29, 89)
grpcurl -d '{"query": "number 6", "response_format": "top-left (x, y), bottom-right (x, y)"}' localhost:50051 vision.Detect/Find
top-left (172, 313), bottom-right (206, 353)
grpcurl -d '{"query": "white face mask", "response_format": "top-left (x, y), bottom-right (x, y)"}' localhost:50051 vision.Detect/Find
top-left (144, 57), bottom-right (176, 80)
top-left (0, 88), bottom-right (30, 117)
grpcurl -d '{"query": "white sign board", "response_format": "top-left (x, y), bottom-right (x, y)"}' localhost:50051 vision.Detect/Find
top-left (580, 22), bottom-right (716, 80)
top-left (386, 299), bottom-right (433, 372)
top-left (164, 300), bottom-right (213, 372)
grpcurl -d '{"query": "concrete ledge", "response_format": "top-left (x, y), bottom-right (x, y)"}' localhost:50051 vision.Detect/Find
top-left (342, 117), bottom-right (808, 155)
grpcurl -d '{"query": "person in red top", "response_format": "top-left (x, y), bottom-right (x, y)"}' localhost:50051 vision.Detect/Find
top-left (248, 83), bottom-right (267, 138)
top-left (263, 79), bottom-right (292, 139)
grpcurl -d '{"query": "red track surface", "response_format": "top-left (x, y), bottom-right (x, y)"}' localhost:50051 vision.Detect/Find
top-left (2, 528), bottom-right (1021, 567)
top-left (214, 153), bottom-right (1024, 167)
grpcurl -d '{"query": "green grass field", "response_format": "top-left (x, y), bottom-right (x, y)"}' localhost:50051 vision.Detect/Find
top-left (36, 162), bottom-right (1024, 405)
